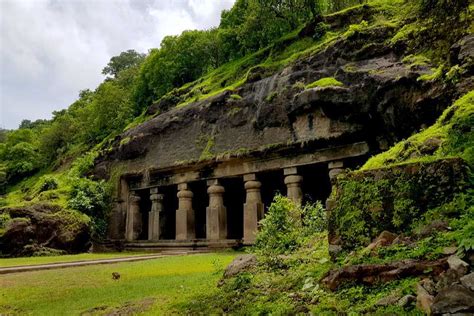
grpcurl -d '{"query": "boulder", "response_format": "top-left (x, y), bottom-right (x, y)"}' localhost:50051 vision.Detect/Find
top-left (416, 282), bottom-right (434, 315)
top-left (223, 254), bottom-right (257, 278)
top-left (432, 284), bottom-right (474, 315)
top-left (447, 255), bottom-right (469, 277)
top-left (0, 204), bottom-right (91, 257)
top-left (321, 259), bottom-right (448, 291)
top-left (460, 273), bottom-right (474, 291)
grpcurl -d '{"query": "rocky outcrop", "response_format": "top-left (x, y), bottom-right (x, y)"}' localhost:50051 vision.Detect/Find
top-left (0, 204), bottom-right (91, 257)
top-left (321, 258), bottom-right (448, 291)
top-left (327, 158), bottom-right (470, 254)
top-left (94, 22), bottom-right (458, 180)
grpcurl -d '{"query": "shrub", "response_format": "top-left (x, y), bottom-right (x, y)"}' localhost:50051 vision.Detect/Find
top-left (254, 195), bottom-right (327, 257)
top-left (68, 178), bottom-right (109, 219)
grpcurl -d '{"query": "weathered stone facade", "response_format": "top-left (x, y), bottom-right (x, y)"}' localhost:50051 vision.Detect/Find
top-left (94, 23), bottom-right (463, 249)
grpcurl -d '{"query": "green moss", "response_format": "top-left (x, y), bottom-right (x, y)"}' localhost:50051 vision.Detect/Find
top-left (343, 20), bottom-right (369, 38)
top-left (402, 53), bottom-right (432, 68)
top-left (198, 135), bottom-right (215, 161)
top-left (363, 91), bottom-right (474, 170)
top-left (417, 64), bottom-right (444, 82)
top-left (306, 77), bottom-right (344, 89)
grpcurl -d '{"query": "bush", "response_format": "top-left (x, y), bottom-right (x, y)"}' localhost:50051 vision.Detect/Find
top-left (254, 195), bottom-right (327, 257)
top-left (67, 177), bottom-right (109, 238)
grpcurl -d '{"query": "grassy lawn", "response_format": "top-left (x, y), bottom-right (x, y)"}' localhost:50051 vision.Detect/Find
top-left (0, 252), bottom-right (157, 268)
top-left (0, 252), bottom-right (237, 315)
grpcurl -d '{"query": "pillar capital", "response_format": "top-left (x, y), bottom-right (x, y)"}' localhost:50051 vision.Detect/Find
top-left (207, 183), bottom-right (225, 195)
top-left (244, 180), bottom-right (261, 190)
top-left (177, 189), bottom-right (193, 199)
top-left (284, 174), bottom-right (303, 185)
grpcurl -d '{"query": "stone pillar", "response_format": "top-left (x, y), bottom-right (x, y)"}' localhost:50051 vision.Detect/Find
top-left (206, 179), bottom-right (227, 240)
top-left (243, 174), bottom-right (264, 245)
top-left (284, 167), bottom-right (303, 205)
top-left (148, 188), bottom-right (164, 241)
top-left (328, 160), bottom-right (344, 183)
top-left (125, 193), bottom-right (142, 241)
top-left (176, 183), bottom-right (195, 240)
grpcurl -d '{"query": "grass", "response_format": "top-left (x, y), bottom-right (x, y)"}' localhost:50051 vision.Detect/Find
top-left (0, 252), bottom-right (156, 268)
top-left (0, 252), bottom-right (237, 315)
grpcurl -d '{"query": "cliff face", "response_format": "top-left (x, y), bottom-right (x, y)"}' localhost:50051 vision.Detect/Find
top-left (94, 18), bottom-right (472, 180)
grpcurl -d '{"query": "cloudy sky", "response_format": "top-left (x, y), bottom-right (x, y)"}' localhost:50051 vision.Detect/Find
top-left (0, 0), bottom-right (234, 129)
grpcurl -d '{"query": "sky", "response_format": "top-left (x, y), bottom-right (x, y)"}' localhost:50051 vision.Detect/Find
top-left (0, 0), bottom-right (235, 130)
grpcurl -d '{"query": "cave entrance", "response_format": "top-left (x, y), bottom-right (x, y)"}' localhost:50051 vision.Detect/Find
top-left (190, 181), bottom-right (208, 239)
top-left (160, 185), bottom-right (178, 240)
top-left (136, 189), bottom-right (151, 240)
top-left (260, 170), bottom-right (286, 213)
top-left (221, 177), bottom-right (245, 240)
top-left (300, 163), bottom-right (331, 205)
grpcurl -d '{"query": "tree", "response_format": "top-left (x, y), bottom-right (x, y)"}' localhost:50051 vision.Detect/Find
top-left (102, 49), bottom-right (145, 78)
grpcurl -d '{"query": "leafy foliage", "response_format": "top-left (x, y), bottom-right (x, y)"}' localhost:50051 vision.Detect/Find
top-left (102, 49), bottom-right (145, 78)
top-left (254, 195), bottom-right (326, 257)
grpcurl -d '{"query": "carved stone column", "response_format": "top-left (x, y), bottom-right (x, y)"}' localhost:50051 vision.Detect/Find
top-left (107, 197), bottom-right (125, 239)
top-left (125, 193), bottom-right (141, 241)
top-left (148, 188), bottom-right (164, 241)
top-left (328, 160), bottom-right (344, 182)
top-left (176, 183), bottom-right (195, 240)
top-left (284, 167), bottom-right (303, 205)
top-left (206, 179), bottom-right (227, 240)
top-left (243, 174), bottom-right (264, 245)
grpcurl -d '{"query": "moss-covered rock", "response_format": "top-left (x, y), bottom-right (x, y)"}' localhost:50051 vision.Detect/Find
top-left (0, 203), bottom-right (91, 257)
top-left (328, 158), bottom-right (470, 254)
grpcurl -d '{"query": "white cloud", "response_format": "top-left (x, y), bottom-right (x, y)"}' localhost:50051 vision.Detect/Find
top-left (0, 0), bottom-right (234, 129)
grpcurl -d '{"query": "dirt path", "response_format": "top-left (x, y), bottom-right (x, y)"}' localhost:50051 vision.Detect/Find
top-left (0, 251), bottom-right (207, 274)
